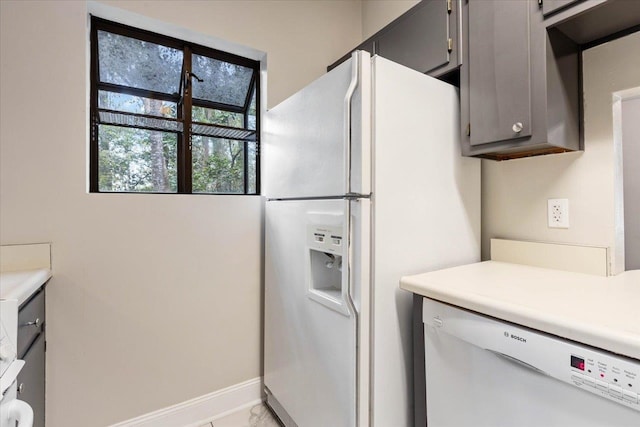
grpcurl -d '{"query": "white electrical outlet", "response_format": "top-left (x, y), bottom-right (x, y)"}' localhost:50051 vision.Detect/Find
top-left (548, 198), bottom-right (569, 228)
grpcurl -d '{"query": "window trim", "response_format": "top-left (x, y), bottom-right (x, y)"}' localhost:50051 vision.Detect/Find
top-left (89, 16), bottom-right (261, 195)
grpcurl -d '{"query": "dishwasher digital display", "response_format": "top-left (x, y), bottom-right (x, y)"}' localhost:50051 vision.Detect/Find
top-left (571, 355), bottom-right (585, 371)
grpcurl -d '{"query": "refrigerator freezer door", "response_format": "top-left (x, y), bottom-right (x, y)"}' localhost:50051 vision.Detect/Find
top-left (264, 199), bottom-right (357, 427)
top-left (263, 51), bottom-right (371, 199)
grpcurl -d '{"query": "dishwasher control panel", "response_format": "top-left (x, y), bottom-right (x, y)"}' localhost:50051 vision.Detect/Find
top-left (569, 350), bottom-right (639, 408)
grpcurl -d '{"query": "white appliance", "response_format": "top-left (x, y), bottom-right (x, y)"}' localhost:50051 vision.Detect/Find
top-left (422, 297), bottom-right (640, 426)
top-left (1, 299), bottom-right (34, 427)
top-left (263, 51), bottom-right (480, 427)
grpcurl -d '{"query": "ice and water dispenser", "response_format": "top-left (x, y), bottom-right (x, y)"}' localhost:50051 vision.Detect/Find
top-left (307, 221), bottom-right (350, 315)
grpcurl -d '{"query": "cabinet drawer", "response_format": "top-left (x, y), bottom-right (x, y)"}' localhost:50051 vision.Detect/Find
top-left (17, 288), bottom-right (45, 358)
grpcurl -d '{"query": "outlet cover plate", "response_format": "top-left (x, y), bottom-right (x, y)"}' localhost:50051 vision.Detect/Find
top-left (548, 198), bottom-right (569, 228)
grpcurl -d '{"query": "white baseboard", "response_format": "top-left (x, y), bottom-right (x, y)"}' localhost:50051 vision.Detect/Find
top-left (109, 377), bottom-right (262, 427)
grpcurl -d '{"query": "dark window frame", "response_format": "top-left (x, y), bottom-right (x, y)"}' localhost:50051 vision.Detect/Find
top-left (89, 16), bottom-right (261, 195)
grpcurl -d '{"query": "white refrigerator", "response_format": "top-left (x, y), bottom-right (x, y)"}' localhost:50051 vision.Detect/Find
top-left (263, 51), bottom-right (480, 427)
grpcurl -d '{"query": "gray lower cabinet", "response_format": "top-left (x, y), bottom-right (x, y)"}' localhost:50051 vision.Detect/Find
top-left (460, 0), bottom-right (581, 159)
top-left (328, 0), bottom-right (461, 77)
top-left (17, 333), bottom-right (45, 427)
top-left (17, 287), bottom-right (46, 427)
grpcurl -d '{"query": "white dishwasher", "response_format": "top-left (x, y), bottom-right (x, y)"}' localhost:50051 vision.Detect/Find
top-left (422, 297), bottom-right (640, 426)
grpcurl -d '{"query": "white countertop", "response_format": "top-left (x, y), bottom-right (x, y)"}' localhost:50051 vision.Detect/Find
top-left (400, 261), bottom-right (640, 359)
top-left (0, 269), bottom-right (51, 306)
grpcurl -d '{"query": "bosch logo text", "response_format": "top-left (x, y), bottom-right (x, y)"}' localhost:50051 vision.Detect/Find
top-left (504, 332), bottom-right (527, 343)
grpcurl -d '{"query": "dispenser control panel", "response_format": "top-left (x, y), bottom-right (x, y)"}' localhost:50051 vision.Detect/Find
top-left (307, 224), bottom-right (344, 255)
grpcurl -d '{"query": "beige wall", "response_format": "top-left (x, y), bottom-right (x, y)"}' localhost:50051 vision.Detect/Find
top-left (482, 32), bottom-right (640, 272)
top-left (361, 0), bottom-right (419, 39)
top-left (0, 1), bottom-right (361, 426)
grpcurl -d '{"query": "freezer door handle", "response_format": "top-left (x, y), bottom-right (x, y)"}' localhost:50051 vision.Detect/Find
top-left (343, 51), bottom-right (359, 195)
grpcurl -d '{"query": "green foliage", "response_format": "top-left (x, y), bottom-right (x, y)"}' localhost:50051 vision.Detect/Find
top-left (192, 106), bottom-right (243, 127)
top-left (98, 125), bottom-right (177, 192)
top-left (190, 108), bottom-right (255, 194)
top-left (192, 137), bottom-right (244, 193)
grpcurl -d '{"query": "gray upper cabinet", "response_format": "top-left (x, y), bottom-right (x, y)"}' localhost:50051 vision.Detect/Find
top-left (545, 0), bottom-right (640, 44)
top-left (328, 0), bottom-right (461, 77)
top-left (468, 0), bottom-right (532, 145)
top-left (329, 0), bottom-right (636, 160)
top-left (461, 0), bottom-right (581, 160)
top-left (376, 0), bottom-right (454, 76)
top-left (327, 37), bottom-right (376, 72)
top-left (542, 0), bottom-right (583, 16)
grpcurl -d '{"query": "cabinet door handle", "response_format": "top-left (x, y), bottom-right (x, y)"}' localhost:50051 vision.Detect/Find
top-left (512, 122), bottom-right (524, 133)
top-left (24, 318), bottom-right (41, 328)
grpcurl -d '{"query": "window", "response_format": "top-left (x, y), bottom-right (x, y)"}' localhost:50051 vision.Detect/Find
top-left (90, 17), bottom-right (260, 194)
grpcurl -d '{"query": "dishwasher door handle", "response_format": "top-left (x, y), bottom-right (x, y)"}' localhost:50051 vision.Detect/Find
top-left (487, 349), bottom-right (548, 376)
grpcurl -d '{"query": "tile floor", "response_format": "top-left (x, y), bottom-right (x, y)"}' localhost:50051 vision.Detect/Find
top-left (198, 403), bottom-right (281, 427)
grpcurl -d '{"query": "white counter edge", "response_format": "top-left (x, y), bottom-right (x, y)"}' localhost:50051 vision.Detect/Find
top-left (400, 265), bottom-right (640, 360)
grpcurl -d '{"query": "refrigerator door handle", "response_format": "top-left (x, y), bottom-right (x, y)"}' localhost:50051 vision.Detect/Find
top-left (342, 199), bottom-right (358, 319)
top-left (344, 51), bottom-right (359, 196)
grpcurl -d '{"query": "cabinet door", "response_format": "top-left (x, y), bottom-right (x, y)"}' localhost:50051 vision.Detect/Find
top-left (468, 0), bottom-right (532, 145)
top-left (542, 0), bottom-right (583, 16)
top-left (17, 333), bottom-right (45, 427)
top-left (376, 0), bottom-right (450, 74)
